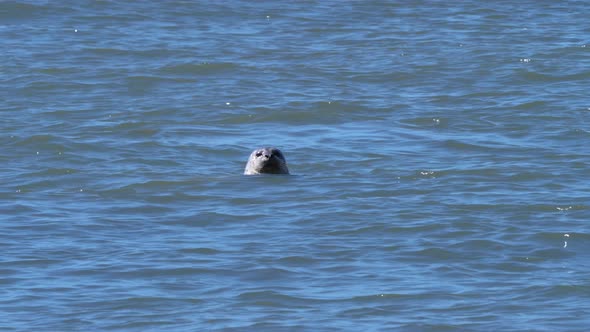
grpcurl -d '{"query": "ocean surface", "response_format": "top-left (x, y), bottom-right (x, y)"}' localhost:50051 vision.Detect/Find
top-left (2, 1), bottom-right (589, 331)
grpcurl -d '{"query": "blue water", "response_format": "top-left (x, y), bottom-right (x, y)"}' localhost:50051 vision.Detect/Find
top-left (2, 1), bottom-right (590, 331)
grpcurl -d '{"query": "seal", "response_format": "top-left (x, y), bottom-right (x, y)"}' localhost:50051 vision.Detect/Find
top-left (244, 147), bottom-right (290, 175)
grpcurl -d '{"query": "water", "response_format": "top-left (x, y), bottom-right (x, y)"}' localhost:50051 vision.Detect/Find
top-left (2, 1), bottom-right (590, 331)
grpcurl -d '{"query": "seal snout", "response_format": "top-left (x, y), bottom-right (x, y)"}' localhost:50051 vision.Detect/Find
top-left (256, 148), bottom-right (281, 161)
top-left (255, 150), bottom-right (269, 158)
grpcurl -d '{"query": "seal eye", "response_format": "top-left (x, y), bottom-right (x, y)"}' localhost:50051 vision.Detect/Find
top-left (255, 151), bottom-right (263, 157)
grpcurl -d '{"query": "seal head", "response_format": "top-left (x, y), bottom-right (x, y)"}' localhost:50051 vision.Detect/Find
top-left (244, 147), bottom-right (289, 175)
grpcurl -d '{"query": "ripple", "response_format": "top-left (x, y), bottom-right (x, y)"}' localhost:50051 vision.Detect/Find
top-left (159, 62), bottom-right (237, 75)
top-left (518, 69), bottom-right (590, 83)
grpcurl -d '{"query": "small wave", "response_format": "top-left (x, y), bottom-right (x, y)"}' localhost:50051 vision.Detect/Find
top-left (84, 47), bottom-right (129, 56)
top-left (442, 139), bottom-right (485, 151)
top-left (517, 69), bottom-right (590, 83)
top-left (235, 101), bottom-right (383, 125)
top-left (237, 290), bottom-right (312, 306)
top-left (127, 75), bottom-right (194, 85)
top-left (178, 247), bottom-right (222, 255)
top-left (159, 62), bottom-right (237, 75)
top-left (400, 117), bottom-right (447, 128)
top-left (23, 80), bottom-right (95, 93)
top-left (513, 100), bottom-right (548, 110)
top-left (111, 121), bottom-right (160, 137)
top-left (0, 1), bottom-right (54, 20)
